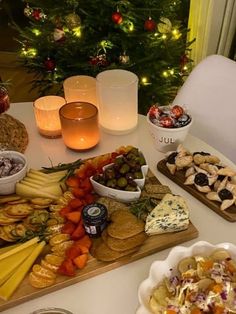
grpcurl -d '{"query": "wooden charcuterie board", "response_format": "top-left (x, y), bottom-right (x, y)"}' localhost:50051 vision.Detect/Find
top-left (157, 159), bottom-right (236, 222)
top-left (0, 169), bottom-right (199, 311)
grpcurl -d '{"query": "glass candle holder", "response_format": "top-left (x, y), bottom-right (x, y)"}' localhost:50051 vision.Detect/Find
top-left (33, 96), bottom-right (66, 138)
top-left (59, 102), bottom-right (99, 150)
top-left (96, 69), bottom-right (138, 135)
top-left (63, 75), bottom-right (97, 107)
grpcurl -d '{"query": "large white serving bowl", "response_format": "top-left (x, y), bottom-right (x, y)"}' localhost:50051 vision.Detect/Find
top-left (0, 150), bottom-right (28, 195)
top-left (136, 241), bottom-right (236, 314)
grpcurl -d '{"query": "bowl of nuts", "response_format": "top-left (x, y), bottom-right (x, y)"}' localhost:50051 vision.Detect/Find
top-left (0, 150), bottom-right (28, 195)
top-left (90, 148), bottom-right (148, 203)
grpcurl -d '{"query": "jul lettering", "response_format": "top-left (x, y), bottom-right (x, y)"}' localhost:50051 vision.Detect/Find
top-left (159, 137), bottom-right (174, 144)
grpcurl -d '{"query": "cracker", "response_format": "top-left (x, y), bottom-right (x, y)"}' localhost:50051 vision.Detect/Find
top-left (8, 199), bottom-right (28, 205)
top-left (0, 195), bottom-right (22, 204)
top-left (5, 204), bottom-right (33, 217)
top-left (0, 210), bottom-right (21, 224)
top-left (92, 238), bottom-right (138, 262)
top-left (145, 184), bottom-right (171, 194)
top-left (141, 191), bottom-right (167, 200)
top-left (107, 210), bottom-right (145, 239)
top-left (30, 198), bottom-right (54, 206)
top-left (102, 229), bottom-right (147, 252)
top-left (97, 197), bottom-right (130, 217)
top-left (0, 226), bottom-right (16, 242)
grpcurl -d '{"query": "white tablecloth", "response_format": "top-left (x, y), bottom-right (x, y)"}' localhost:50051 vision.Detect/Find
top-left (1, 103), bottom-right (236, 314)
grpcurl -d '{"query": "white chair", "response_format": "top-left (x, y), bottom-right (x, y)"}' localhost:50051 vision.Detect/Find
top-left (173, 54), bottom-right (236, 163)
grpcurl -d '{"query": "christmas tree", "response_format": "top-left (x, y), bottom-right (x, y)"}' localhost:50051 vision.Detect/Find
top-left (16, 0), bottom-right (193, 114)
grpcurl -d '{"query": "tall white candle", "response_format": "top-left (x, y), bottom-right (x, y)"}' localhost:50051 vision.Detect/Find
top-left (96, 69), bottom-right (138, 135)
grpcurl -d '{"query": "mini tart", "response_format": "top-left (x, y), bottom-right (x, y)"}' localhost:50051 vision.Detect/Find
top-left (184, 166), bottom-right (217, 193)
top-left (193, 152), bottom-right (220, 165)
top-left (206, 177), bottom-right (236, 211)
top-left (166, 144), bottom-right (192, 175)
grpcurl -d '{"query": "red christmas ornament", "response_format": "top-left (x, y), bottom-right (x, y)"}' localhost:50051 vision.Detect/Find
top-left (89, 54), bottom-right (109, 67)
top-left (112, 11), bottom-right (123, 25)
top-left (144, 17), bottom-right (156, 32)
top-left (44, 57), bottom-right (56, 72)
top-left (171, 105), bottom-right (184, 119)
top-left (32, 8), bottom-right (42, 21)
top-left (0, 87), bottom-right (10, 114)
top-left (159, 116), bottom-right (174, 128)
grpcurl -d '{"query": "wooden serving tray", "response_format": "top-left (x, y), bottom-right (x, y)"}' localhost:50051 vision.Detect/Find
top-left (157, 159), bottom-right (236, 222)
top-left (0, 168), bottom-right (199, 311)
top-left (0, 223), bottom-right (198, 311)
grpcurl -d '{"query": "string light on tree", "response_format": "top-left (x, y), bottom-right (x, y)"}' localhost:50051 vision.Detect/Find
top-left (32, 28), bottom-right (41, 36)
top-left (21, 47), bottom-right (37, 57)
top-left (172, 29), bottom-right (181, 39)
top-left (72, 27), bottom-right (81, 37)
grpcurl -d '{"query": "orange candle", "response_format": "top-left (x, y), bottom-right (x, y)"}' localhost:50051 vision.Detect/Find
top-left (59, 102), bottom-right (100, 150)
top-left (33, 96), bottom-right (66, 138)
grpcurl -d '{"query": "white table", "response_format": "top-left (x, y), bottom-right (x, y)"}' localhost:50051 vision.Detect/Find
top-left (2, 103), bottom-right (236, 314)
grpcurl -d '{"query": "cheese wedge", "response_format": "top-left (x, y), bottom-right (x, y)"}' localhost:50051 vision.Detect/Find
top-left (0, 237), bottom-right (39, 261)
top-left (0, 243), bottom-right (21, 255)
top-left (0, 241), bottom-right (46, 300)
top-left (0, 243), bottom-right (38, 286)
top-left (145, 193), bottom-right (189, 235)
top-left (16, 183), bottom-right (58, 200)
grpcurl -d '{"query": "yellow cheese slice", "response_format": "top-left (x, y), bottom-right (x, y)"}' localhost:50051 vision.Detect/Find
top-left (0, 237), bottom-right (39, 262)
top-left (0, 241), bottom-right (46, 300)
top-left (0, 243), bottom-right (37, 286)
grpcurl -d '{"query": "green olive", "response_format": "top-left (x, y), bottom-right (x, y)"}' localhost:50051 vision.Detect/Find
top-left (125, 185), bottom-right (137, 192)
top-left (119, 163), bottom-right (130, 174)
top-left (134, 171), bottom-right (143, 179)
top-left (106, 178), bottom-right (117, 188)
top-left (117, 177), bottom-right (128, 188)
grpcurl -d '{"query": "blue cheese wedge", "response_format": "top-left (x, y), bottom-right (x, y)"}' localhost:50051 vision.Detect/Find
top-left (145, 193), bottom-right (189, 235)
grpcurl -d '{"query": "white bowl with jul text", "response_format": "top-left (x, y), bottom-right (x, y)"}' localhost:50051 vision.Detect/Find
top-left (147, 112), bottom-right (193, 153)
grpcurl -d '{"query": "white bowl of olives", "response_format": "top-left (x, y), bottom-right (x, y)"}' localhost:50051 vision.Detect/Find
top-left (90, 149), bottom-right (148, 203)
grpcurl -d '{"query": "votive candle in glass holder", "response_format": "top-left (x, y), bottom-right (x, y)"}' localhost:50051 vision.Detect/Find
top-left (63, 75), bottom-right (97, 107)
top-left (33, 95), bottom-right (66, 138)
top-left (96, 69), bottom-right (138, 135)
top-left (59, 102), bottom-right (99, 150)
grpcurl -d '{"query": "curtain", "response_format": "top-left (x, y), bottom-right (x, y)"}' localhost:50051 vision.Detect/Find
top-left (188, 0), bottom-right (236, 65)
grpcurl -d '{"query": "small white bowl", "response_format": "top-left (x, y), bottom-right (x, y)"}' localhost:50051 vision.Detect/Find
top-left (0, 151), bottom-right (28, 195)
top-left (90, 164), bottom-right (148, 203)
top-left (136, 241), bottom-right (236, 314)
